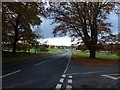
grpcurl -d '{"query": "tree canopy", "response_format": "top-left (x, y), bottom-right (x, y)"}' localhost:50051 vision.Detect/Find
top-left (2, 2), bottom-right (45, 53)
top-left (47, 2), bottom-right (117, 58)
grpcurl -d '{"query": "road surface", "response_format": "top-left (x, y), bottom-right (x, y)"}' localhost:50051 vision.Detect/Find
top-left (2, 49), bottom-right (119, 89)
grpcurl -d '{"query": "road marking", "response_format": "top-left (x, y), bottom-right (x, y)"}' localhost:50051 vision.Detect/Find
top-left (34, 53), bottom-right (68, 66)
top-left (68, 76), bottom-right (72, 79)
top-left (55, 84), bottom-right (62, 90)
top-left (66, 73), bottom-right (80, 75)
top-left (101, 75), bottom-right (120, 80)
top-left (55, 51), bottom-right (72, 90)
top-left (34, 60), bottom-right (50, 66)
top-left (66, 71), bottom-right (105, 75)
top-left (68, 52), bottom-right (72, 58)
top-left (83, 71), bottom-right (100, 74)
top-left (106, 73), bottom-right (120, 76)
top-left (59, 78), bottom-right (64, 83)
top-left (63, 51), bottom-right (72, 74)
top-left (66, 85), bottom-right (72, 90)
top-left (68, 79), bottom-right (72, 84)
top-left (0, 70), bottom-right (21, 79)
top-left (62, 74), bottom-right (66, 78)
top-left (64, 57), bottom-right (71, 74)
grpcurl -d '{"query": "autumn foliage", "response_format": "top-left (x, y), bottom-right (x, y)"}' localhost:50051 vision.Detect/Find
top-left (47, 2), bottom-right (117, 58)
top-left (2, 2), bottom-right (45, 53)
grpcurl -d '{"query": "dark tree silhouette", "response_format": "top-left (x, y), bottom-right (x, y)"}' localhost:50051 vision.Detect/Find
top-left (47, 2), bottom-right (116, 58)
top-left (2, 2), bottom-right (45, 53)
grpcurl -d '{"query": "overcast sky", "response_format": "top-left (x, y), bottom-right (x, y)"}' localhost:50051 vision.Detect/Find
top-left (32, 10), bottom-right (118, 46)
top-left (36, 11), bottom-right (118, 39)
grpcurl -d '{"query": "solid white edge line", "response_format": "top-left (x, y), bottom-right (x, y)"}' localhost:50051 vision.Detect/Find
top-left (66, 71), bottom-right (105, 75)
top-left (0, 70), bottom-right (21, 79)
top-left (106, 73), bottom-right (120, 76)
top-left (55, 84), bottom-right (62, 90)
top-left (83, 71), bottom-right (100, 74)
top-left (66, 73), bottom-right (80, 75)
top-left (101, 75), bottom-right (120, 80)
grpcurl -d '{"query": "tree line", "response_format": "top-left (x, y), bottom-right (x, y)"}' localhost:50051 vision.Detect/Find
top-left (46, 2), bottom-right (119, 58)
top-left (2, 2), bottom-right (119, 58)
top-left (2, 2), bottom-right (45, 53)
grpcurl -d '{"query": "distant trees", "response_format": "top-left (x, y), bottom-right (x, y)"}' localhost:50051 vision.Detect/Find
top-left (47, 2), bottom-right (116, 58)
top-left (77, 33), bottom-right (120, 56)
top-left (76, 44), bottom-right (88, 51)
top-left (39, 44), bottom-right (49, 53)
top-left (2, 2), bottom-right (45, 53)
top-left (49, 45), bottom-right (56, 49)
top-left (98, 34), bottom-right (120, 56)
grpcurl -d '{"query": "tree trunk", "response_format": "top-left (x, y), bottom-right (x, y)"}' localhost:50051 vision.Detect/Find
top-left (12, 40), bottom-right (17, 54)
top-left (12, 16), bottom-right (19, 54)
top-left (12, 28), bottom-right (18, 54)
top-left (89, 49), bottom-right (96, 58)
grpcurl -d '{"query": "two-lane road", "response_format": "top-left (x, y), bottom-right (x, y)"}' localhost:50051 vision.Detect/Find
top-left (2, 50), bottom-right (72, 89)
top-left (2, 49), bottom-right (119, 89)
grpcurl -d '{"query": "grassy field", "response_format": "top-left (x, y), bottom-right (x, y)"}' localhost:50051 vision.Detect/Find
top-left (2, 48), bottom-right (65, 64)
top-left (48, 48), bottom-right (65, 54)
top-left (72, 50), bottom-right (120, 66)
top-left (73, 50), bottom-right (120, 59)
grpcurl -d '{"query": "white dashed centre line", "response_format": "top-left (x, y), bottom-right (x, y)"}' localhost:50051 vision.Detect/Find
top-left (59, 78), bottom-right (64, 83)
top-left (64, 58), bottom-right (71, 74)
top-left (68, 76), bottom-right (72, 79)
top-left (66, 85), bottom-right (72, 90)
top-left (34, 60), bottom-right (50, 66)
top-left (63, 52), bottom-right (72, 74)
top-left (68, 79), bottom-right (72, 84)
top-left (55, 51), bottom-right (72, 90)
top-left (62, 74), bottom-right (66, 78)
top-left (55, 84), bottom-right (62, 90)
top-left (0, 70), bottom-right (21, 79)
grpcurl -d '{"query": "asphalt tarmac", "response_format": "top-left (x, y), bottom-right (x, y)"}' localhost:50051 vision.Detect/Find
top-left (2, 50), bottom-right (119, 89)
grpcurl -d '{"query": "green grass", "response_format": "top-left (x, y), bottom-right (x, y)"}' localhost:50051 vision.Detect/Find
top-left (73, 50), bottom-right (89, 57)
top-left (96, 53), bottom-right (120, 59)
top-left (2, 52), bottom-right (49, 64)
top-left (73, 50), bottom-right (120, 59)
top-left (48, 48), bottom-right (65, 55)
top-left (2, 48), bottom-right (65, 64)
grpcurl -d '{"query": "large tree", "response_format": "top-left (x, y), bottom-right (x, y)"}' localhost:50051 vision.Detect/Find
top-left (47, 2), bottom-right (116, 58)
top-left (2, 2), bottom-right (45, 53)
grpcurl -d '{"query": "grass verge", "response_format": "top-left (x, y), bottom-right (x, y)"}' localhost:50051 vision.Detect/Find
top-left (2, 48), bottom-right (65, 64)
top-left (72, 50), bottom-right (120, 66)
top-left (73, 50), bottom-right (120, 59)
